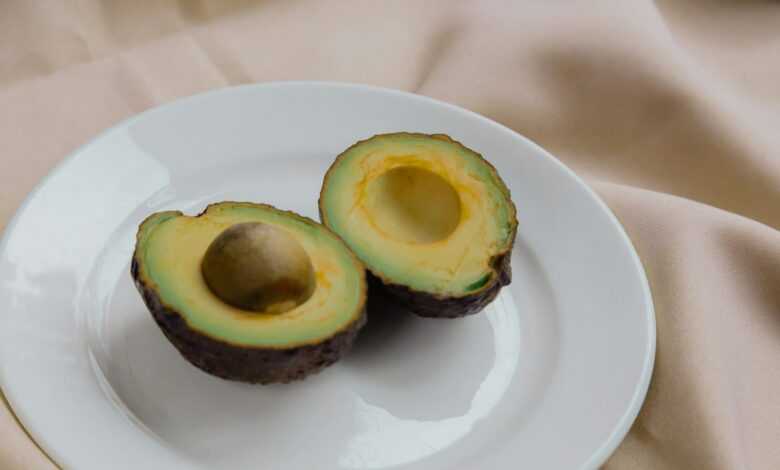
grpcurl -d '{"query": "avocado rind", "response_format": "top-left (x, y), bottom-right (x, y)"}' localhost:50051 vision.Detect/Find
top-left (367, 246), bottom-right (512, 319)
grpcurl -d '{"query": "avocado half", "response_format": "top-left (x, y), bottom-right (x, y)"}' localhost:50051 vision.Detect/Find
top-left (319, 133), bottom-right (517, 318)
top-left (131, 202), bottom-right (367, 384)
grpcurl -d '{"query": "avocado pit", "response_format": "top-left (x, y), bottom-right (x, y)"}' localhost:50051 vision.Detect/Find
top-left (201, 222), bottom-right (315, 314)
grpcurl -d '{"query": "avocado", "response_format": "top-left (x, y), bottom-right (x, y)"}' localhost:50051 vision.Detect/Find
top-left (319, 133), bottom-right (517, 318)
top-left (131, 202), bottom-right (367, 384)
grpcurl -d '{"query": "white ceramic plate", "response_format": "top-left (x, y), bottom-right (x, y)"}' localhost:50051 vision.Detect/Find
top-left (0, 82), bottom-right (654, 470)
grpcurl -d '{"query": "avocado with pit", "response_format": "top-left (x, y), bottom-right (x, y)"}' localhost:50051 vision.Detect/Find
top-left (319, 133), bottom-right (517, 318)
top-left (131, 202), bottom-right (367, 384)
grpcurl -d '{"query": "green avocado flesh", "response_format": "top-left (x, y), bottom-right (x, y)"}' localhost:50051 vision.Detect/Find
top-left (320, 133), bottom-right (517, 297)
top-left (134, 202), bottom-right (365, 348)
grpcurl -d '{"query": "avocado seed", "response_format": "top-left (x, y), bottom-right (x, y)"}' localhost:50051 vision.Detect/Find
top-left (201, 222), bottom-right (315, 314)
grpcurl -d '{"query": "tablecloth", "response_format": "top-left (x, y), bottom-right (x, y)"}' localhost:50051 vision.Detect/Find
top-left (1, 1), bottom-right (779, 468)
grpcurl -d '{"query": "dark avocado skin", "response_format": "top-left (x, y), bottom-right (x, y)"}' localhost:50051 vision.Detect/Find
top-left (131, 203), bottom-right (367, 384)
top-left (367, 247), bottom-right (513, 319)
top-left (319, 132), bottom-right (518, 319)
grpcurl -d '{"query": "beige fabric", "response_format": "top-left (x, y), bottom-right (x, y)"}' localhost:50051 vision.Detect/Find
top-left (1, 1), bottom-right (779, 468)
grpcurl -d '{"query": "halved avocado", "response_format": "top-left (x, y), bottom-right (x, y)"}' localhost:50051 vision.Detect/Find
top-left (319, 133), bottom-right (517, 318)
top-left (131, 202), bottom-right (367, 384)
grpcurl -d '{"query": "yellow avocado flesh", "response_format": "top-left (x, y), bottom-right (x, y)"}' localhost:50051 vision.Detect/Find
top-left (321, 134), bottom-right (516, 295)
top-left (135, 204), bottom-right (364, 348)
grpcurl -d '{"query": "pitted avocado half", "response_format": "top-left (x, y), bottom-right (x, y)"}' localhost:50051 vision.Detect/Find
top-left (132, 202), bottom-right (367, 384)
top-left (319, 133), bottom-right (517, 318)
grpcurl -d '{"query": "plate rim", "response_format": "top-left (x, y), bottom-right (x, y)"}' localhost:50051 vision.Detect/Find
top-left (0, 80), bottom-right (656, 470)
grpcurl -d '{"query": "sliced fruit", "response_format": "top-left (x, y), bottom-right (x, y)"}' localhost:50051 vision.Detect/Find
top-left (319, 133), bottom-right (517, 318)
top-left (131, 202), bottom-right (367, 384)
